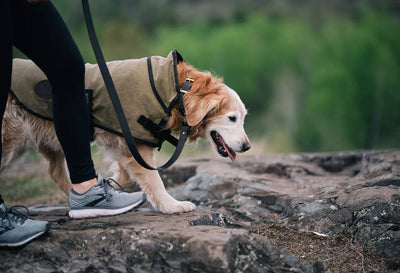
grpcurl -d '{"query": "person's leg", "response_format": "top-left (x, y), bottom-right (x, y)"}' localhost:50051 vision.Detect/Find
top-left (0, 0), bottom-right (50, 248)
top-left (11, 0), bottom-right (97, 188)
top-left (0, 0), bottom-right (14, 206)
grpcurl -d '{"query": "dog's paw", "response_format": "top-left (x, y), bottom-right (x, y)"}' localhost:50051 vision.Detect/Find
top-left (159, 200), bottom-right (196, 214)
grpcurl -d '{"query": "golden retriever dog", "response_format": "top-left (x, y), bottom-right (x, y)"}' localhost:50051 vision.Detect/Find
top-left (1, 55), bottom-right (250, 214)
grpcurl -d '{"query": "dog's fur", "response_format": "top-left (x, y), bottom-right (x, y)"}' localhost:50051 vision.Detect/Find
top-left (1, 60), bottom-right (250, 214)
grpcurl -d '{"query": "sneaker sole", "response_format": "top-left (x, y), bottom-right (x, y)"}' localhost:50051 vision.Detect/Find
top-left (68, 195), bottom-right (146, 219)
top-left (0, 223), bottom-right (50, 247)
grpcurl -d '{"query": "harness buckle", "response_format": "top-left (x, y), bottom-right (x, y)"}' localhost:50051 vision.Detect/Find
top-left (180, 78), bottom-right (194, 94)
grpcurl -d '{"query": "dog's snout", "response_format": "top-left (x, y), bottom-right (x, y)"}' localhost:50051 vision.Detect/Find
top-left (241, 142), bottom-right (251, 152)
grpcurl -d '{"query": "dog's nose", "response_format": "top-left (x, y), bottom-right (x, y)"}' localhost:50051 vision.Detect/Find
top-left (241, 142), bottom-right (251, 152)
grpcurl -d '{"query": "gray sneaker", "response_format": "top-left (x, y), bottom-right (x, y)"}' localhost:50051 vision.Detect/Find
top-left (69, 175), bottom-right (146, 218)
top-left (0, 203), bottom-right (50, 247)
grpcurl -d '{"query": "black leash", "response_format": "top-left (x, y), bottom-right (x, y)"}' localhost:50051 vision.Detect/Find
top-left (81, 0), bottom-right (190, 170)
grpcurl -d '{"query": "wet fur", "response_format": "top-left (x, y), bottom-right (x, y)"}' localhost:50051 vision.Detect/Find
top-left (1, 61), bottom-right (250, 214)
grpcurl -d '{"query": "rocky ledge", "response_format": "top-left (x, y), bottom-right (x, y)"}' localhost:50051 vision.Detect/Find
top-left (0, 151), bottom-right (399, 272)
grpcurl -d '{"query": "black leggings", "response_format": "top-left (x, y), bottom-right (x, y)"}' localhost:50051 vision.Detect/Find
top-left (0, 0), bottom-right (96, 203)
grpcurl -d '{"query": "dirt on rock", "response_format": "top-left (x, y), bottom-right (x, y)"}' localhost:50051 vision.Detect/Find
top-left (250, 223), bottom-right (388, 273)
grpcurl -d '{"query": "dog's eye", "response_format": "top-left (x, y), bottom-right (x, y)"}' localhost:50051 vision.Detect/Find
top-left (229, 116), bottom-right (237, 122)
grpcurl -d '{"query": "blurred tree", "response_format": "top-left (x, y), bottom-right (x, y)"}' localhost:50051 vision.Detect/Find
top-left (297, 11), bottom-right (400, 151)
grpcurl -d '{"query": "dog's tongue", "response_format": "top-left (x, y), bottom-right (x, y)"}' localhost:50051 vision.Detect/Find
top-left (222, 141), bottom-right (236, 161)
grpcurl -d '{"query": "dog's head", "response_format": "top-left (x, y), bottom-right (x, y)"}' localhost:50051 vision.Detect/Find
top-left (169, 61), bottom-right (251, 161)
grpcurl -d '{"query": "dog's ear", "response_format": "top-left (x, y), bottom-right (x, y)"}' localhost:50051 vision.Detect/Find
top-left (185, 95), bottom-right (220, 126)
top-left (176, 51), bottom-right (186, 64)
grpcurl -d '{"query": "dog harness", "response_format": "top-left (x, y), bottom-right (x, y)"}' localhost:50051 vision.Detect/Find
top-left (10, 50), bottom-right (184, 148)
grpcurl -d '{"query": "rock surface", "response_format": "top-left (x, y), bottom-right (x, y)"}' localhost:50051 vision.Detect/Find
top-left (1, 150), bottom-right (399, 272)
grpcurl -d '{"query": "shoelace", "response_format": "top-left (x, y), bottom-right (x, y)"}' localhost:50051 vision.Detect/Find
top-left (99, 177), bottom-right (125, 202)
top-left (2, 205), bottom-right (30, 225)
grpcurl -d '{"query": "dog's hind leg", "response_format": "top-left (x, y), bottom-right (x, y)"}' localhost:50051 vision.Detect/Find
top-left (39, 148), bottom-right (71, 196)
top-left (0, 102), bottom-right (29, 172)
top-left (117, 144), bottom-right (196, 214)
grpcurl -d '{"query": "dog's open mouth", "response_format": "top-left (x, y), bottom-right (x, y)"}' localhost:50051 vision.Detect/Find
top-left (210, 131), bottom-right (236, 161)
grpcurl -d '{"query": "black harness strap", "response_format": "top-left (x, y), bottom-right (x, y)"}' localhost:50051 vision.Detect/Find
top-left (146, 57), bottom-right (169, 113)
top-left (137, 116), bottom-right (179, 147)
top-left (82, 0), bottom-right (190, 170)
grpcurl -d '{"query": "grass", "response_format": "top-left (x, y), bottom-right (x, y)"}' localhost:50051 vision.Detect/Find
top-left (0, 149), bottom-right (68, 207)
top-left (0, 175), bottom-right (67, 207)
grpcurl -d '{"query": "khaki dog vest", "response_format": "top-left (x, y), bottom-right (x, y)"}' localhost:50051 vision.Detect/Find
top-left (10, 50), bottom-right (183, 147)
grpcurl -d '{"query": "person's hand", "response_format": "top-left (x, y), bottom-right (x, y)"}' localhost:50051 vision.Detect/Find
top-left (26, 0), bottom-right (48, 3)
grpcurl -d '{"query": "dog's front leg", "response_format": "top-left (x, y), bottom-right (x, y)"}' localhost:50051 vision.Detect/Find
top-left (118, 144), bottom-right (196, 214)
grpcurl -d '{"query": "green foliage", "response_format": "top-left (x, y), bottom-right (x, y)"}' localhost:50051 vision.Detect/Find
top-left (297, 11), bottom-right (400, 151)
top-left (150, 11), bottom-right (400, 152)
top-left (152, 15), bottom-right (311, 112)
